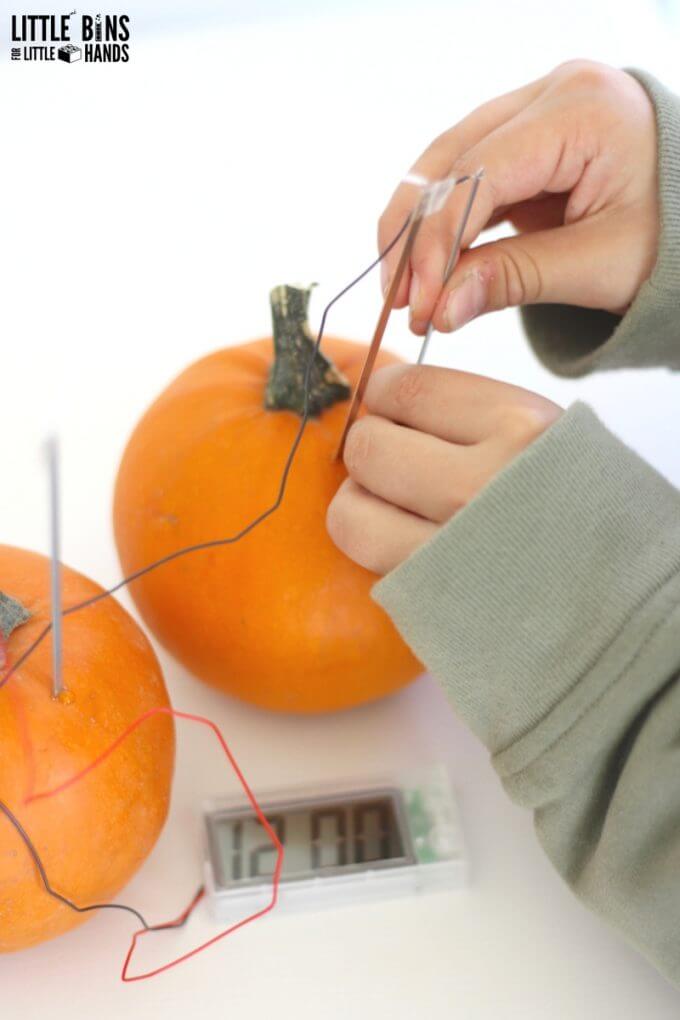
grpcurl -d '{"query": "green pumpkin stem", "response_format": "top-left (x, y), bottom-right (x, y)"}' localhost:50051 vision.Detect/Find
top-left (0, 591), bottom-right (30, 641)
top-left (265, 285), bottom-right (351, 417)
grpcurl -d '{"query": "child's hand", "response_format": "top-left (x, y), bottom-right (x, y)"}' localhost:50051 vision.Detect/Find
top-left (326, 365), bottom-right (562, 574)
top-left (379, 61), bottom-right (658, 335)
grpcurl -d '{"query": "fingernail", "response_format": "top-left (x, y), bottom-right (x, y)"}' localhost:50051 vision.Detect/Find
top-left (380, 261), bottom-right (390, 296)
top-left (445, 271), bottom-right (485, 331)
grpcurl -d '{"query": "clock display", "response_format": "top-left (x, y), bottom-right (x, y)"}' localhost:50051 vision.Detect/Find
top-left (207, 789), bottom-right (414, 888)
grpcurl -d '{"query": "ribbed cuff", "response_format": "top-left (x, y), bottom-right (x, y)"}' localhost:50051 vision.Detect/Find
top-left (373, 403), bottom-right (680, 758)
top-left (521, 70), bottom-right (680, 376)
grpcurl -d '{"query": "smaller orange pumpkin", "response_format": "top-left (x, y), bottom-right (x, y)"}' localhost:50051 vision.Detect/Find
top-left (113, 285), bottom-right (422, 713)
top-left (0, 544), bottom-right (174, 952)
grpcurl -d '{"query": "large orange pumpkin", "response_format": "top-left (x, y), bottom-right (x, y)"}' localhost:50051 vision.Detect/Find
top-left (113, 285), bottom-right (421, 712)
top-left (0, 545), bottom-right (174, 952)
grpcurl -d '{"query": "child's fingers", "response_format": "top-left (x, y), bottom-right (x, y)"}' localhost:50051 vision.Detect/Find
top-left (495, 194), bottom-right (569, 234)
top-left (408, 108), bottom-right (581, 328)
top-left (377, 180), bottom-right (432, 311)
top-left (326, 478), bottom-right (437, 575)
top-left (377, 76), bottom-right (548, 310)
top-left (405, 221), bottom-right (449, 334)
top-left (342, 415), bottom-right (472, 523)
top-left (328, 368), bottom-right (562, 573)
top-left (364, 363), bottom-right (551, 445)
top-left (429, 210), bottom-right (638, 331)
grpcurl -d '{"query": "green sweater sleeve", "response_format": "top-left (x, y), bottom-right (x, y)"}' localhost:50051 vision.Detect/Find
top-left (374, 69), bottom-right (680, 983)
top-left (520, 70), bottom-right (680, 375)
top-left (374, 404), bottom-right (680, 985)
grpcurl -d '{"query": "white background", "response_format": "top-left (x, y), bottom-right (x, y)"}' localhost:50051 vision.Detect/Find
top-left (1, 1), bottom-right (680, 1017)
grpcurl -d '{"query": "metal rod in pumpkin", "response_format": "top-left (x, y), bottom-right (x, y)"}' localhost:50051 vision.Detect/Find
top-left (46, 435), bottom-right (65, 699)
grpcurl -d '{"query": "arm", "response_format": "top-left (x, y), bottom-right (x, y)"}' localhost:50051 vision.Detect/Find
top-left (373, 403), bottom-right (680, 986)
top-left (327, 369), bottom-right (680, 986)
top-left (326, 63), bottom-right (680, 984)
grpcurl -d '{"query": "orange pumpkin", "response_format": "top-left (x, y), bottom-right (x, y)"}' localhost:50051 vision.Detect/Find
top-left (113, 285), bottom-right (421, 713)
top-left (0, 544), bottom-right (174, 952)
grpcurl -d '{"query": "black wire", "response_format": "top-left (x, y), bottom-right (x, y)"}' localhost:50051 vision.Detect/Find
top-left (0, 794), bottom-right (203, 931)
top-left (0, 216), bottom-right (410, 694)
top-left (0, 217), bottom-right (411, 929)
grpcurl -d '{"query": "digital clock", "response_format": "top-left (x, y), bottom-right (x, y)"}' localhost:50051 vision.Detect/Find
top-left (204, 767), bottom-right (466, 919)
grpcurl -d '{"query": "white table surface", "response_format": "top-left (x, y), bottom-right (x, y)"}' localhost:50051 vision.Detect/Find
top-left (2, 2), bottom-right (680, 1016)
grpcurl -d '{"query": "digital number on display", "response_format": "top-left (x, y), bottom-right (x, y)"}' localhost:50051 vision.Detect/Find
top-left (207, 791), bottom-right (415, 888)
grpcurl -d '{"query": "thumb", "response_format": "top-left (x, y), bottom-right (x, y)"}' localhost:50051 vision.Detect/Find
top-left (430, 215), bottom-right (629, 334)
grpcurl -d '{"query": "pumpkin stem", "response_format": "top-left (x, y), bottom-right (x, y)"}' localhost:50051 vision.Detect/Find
top-left (265, 285), bottom-right (351, 417)
top-left (0, 591), bottom-right (30, 641)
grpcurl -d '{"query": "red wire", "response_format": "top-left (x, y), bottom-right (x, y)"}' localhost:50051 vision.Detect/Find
top-left (25, 706), bottom-right (284, 982)
top-left (2, 227), bottom-right (415, 980)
